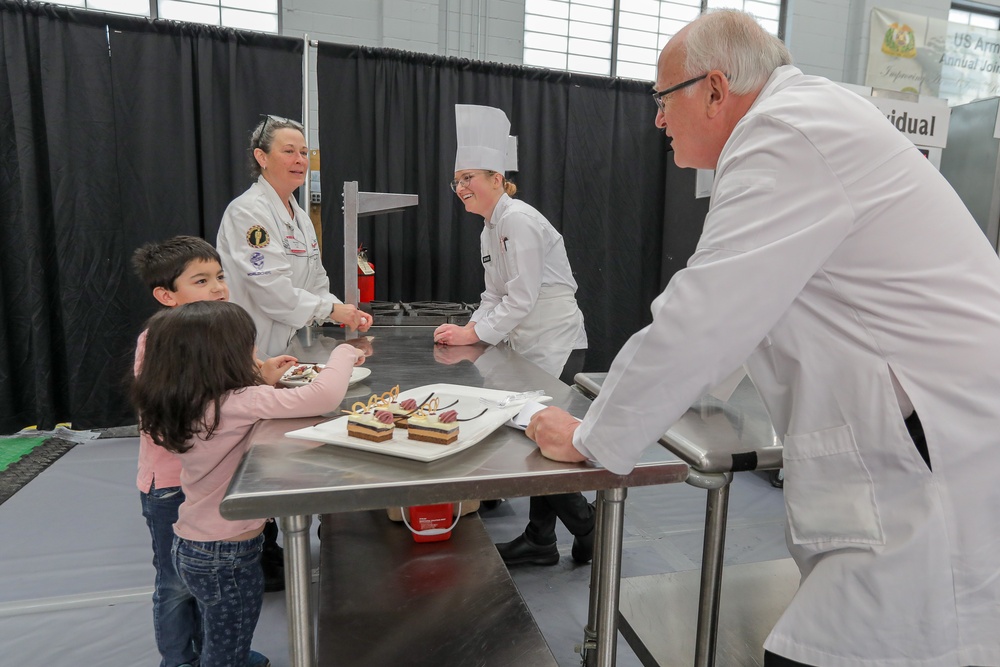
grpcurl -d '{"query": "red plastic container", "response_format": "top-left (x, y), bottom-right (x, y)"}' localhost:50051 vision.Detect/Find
top-left (406, 503), bottom-right (455, 543)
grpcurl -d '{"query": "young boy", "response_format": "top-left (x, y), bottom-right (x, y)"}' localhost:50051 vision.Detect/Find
top-left (132, 236), bottom-right (292, 667)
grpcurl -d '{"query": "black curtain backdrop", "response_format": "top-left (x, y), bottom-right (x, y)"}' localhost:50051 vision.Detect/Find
top-left (0, 0), bottom-right (302, 432)
top-left (317, 45), bottom-right (672, 372)
top-left (662, 153), bottom-right (710, 291)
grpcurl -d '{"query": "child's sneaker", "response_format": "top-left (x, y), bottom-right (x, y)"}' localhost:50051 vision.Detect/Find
top-left (248, 650), bottom-right (271, 667)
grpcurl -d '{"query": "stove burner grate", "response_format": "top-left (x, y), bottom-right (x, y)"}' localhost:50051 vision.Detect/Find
top-left (363, 301), bottom-right (478, 326)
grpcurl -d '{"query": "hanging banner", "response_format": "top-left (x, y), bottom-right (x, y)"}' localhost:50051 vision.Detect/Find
top-left (866, 7), bottom-right (1000, 106)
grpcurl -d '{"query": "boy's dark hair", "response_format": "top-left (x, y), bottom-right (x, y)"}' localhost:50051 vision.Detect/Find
top-left (131, 236), bottom-right (221, 291)
top-left (132, 301), bottom-right (262, 453)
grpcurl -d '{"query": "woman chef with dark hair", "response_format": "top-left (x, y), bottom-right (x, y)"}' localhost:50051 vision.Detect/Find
top-left (434, 105), bottom-right (594, 566)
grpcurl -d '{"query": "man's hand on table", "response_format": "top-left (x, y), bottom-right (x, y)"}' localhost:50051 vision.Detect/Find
top-left (525, 407), bottom-right (588, 463)
top-left (433, 322), bottom-right (479, 346)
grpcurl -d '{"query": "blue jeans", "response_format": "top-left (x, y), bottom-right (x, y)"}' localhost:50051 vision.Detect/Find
top-left (172, 533), bottom-right (265, 667)
top-left (141, 486), bottom-right (200, 667)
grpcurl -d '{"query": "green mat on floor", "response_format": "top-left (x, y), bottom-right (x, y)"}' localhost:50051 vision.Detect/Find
top-left (0, 436), bottom-right (77, 506)
top-left (0, 437), bottom-right (48, 472)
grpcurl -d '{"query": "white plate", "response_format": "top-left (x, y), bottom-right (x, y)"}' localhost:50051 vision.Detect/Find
top-left (280, 365), bottom-right (371, 388)
top-left (285, 383), bottom-right (551, 462)
top-left (349, 367), bottom-right (372, 386)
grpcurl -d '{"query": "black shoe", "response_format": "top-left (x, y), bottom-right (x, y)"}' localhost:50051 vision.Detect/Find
top-left (262, 559), bottom-right (285, 593)
top-left (496, 534), bottom-right (559, 566)
top-left (480, 499), bottom-right (505, 511)
top-left (571, 528), bottom-right (595, 564)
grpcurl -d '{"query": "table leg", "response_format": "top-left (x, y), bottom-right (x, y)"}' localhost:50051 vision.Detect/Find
top-left (279, 514), bottom-right (315, 667)
top-left (685, 471), bottom-right (733, 667)
top-left (581, 494), bottom-right (603, 666)
top-left (591, 487), bottom-right (626, 667)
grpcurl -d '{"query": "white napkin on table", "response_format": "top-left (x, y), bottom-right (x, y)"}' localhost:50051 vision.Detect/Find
top-left (507, 400), bottom-right (566, 430)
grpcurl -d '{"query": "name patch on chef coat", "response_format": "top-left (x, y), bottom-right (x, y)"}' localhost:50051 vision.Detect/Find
top-left (246, 225), bottom-right (270, 248)
top-left (482, 254), bottom-right (491, 264)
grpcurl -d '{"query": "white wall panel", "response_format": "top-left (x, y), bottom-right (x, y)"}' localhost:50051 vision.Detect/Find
top-left (278, 0), bottom-right (960, 146)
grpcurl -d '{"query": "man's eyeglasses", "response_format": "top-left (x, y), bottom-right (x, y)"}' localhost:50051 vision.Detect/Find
top-left (449, 171), bottom-right (492, 192)
top-left (651, 74), bottom-right (708, 112)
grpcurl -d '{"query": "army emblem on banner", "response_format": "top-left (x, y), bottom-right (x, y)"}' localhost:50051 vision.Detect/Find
top-left (882, 23), bottom-right (916, 58)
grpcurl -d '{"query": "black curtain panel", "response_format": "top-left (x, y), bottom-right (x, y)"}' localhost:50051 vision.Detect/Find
top-left (316, 45), bottom-right (671, 372)
top-left (108, 20), bottom-right (302, 371)
top-left (661, 153), bottom-right (711, 292)
top-left (0, 0), bottom-right (301, 432)
top-left (0, 1), bottom-right (122, 434)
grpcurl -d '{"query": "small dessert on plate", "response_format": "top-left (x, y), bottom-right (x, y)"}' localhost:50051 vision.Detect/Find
top-left (345, 395), bottom-right (395, 442)
top-left (280, 363), bottom-right (324, 386)
top-left (407, 398), bottom-right (459, 445)
top-left (381, 385), bottom-right (420, 428)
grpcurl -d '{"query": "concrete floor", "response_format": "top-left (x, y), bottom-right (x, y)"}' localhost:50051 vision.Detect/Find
top-left (0, 436), bottom-right (789, 667)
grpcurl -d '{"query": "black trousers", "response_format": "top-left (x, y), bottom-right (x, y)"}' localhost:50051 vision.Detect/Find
top-left (520, 348), bottom-right (593, 544)
top-left (764, 651), bottom-right (814, 667)
top-left (524, 492), bottom-right (595, 544)
top-left (558, 348), bottom-right (586, 386)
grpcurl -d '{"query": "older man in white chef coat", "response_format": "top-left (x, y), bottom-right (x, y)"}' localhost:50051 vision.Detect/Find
top-left (528, 9), bottom-right (1000, 667)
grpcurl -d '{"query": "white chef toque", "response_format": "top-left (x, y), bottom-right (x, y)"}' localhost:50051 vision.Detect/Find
top-left (455, 105), bottom-right (511, 173)
top-left (505, 135), bottom-right (518, 172)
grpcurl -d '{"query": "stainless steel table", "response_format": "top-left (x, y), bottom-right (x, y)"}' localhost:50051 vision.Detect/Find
top-left (575, 372), bottom-right (791, 667)
top-left (221, 326), bottom-right (690, 667)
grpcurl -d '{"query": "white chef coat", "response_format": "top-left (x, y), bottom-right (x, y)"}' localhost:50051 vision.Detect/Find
top-left (471, 194), bottom-right (587, 377)
top-left (216, 175), bottom-right (340, 358)
top-left (574, 66), bottom-right (1000, 666)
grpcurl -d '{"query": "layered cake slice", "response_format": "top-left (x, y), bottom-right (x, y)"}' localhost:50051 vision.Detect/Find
top-left (407, 399), bottom-right (459, 445)
top-left (346, 399), bottom-right (395, 442)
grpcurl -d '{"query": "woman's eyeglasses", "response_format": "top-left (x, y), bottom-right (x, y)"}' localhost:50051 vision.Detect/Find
top-left (449, 171), bottom-right (492, 192)
top-left (256, 114), bottom-right (297, 148)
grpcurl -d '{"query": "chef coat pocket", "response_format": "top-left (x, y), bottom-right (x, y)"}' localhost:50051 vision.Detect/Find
top-left (782, 424), bottom-right (885, 547)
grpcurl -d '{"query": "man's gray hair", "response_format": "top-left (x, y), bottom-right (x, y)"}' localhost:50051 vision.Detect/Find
top-left (684, 9), bottom-right (792, 95)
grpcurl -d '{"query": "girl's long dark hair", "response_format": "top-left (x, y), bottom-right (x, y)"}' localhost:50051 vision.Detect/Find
top-left (132, 301), bottom-right (263, 453)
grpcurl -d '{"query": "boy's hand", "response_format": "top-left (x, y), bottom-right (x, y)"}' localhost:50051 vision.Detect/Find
top-left (260, 355), bottom-right (298, 386)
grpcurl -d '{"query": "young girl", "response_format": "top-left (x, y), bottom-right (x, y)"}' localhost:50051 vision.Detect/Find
top-left (132, 300), bottom-right (363, 667)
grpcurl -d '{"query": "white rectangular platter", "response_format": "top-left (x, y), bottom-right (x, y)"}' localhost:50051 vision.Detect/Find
top-left (285, 383), bottom-right (551, 462)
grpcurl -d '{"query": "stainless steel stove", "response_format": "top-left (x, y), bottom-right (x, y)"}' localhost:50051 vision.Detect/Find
top-left (362, 301), bottom-right (477, 326)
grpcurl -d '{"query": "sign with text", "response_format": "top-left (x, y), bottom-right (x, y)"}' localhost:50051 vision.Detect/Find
top-left (866, 96), bottom-right (950, 148)
top-left (866, 7), bottom-right (1000, 106)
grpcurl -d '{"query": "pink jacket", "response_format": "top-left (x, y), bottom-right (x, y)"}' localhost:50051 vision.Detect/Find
top-left (171, 345), bottom-right (358, 541)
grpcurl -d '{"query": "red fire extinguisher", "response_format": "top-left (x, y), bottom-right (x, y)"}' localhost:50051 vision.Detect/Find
top-left (358, 245), bottom-right (375, 304)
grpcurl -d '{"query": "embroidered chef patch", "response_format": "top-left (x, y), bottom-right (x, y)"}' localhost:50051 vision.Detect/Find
top-left (250, 252), bottom-right (265, 270)
top-left (246, 225), bottom-right (270, 248)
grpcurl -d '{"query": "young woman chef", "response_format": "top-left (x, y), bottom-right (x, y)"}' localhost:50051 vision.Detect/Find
top-left (433, 105), bottom-right (593, 566)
